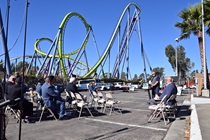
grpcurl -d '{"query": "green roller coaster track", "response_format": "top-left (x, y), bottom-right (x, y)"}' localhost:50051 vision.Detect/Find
top-left (34, 12), bottom-right (90, 78)
top-left (83, 2), bottom-right (141, 78)
top-left (27, 2), bottom-right (141, 79)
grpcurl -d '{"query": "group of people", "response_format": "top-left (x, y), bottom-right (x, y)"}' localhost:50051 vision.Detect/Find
top-left (3, 74), bottom-right (33, 123)
top-left (148, 71), bottom-right (178, 115)
top-left (1, 70), bottom-right (178, 123)
top-left (1, 72), bottom-right (90, 122)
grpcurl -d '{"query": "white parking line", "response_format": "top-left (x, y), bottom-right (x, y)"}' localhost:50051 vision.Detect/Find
top-left (85, 118), bottom-right (167, 131)
top-left (121, 107), bottom-right (150, 112)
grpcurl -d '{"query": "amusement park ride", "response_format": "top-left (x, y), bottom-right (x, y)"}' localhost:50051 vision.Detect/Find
top-left (0, 2), bottom-right (154, 139)
top-left (0, 2), bottom-right (152, 81)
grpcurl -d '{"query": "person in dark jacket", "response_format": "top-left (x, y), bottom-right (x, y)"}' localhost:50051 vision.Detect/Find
top-left (66, 77), bottom-right (86, 101)
top-left (7, 76), bottom-right (33, 123)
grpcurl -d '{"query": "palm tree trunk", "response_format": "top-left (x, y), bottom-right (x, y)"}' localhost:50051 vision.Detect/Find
top-left (198, 31), bottom-right (204, 74)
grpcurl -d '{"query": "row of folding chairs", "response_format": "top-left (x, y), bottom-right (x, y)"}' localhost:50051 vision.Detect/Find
top-left (90, 91), bottom-right (122, 115)
top-left (148, 94), bottom-right (177, 125)
top-left (65, 90), bottom-right (93, 119)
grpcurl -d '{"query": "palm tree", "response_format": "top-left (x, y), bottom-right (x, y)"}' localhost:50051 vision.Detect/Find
top-left (175, 2), bottom-right (210, 87)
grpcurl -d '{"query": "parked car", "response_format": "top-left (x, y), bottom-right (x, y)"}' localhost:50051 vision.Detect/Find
top-left (100, 83), bottom-right (111, 90)
top-left (76, 79), bottom-right (102, 91)
top-left (113, 82), bottom-right (123, 90)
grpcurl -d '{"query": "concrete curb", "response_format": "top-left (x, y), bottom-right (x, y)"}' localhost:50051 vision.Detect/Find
top-left (190, 94), bottom-right (202, 140)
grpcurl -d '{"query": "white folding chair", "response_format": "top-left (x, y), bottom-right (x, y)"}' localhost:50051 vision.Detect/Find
top-left (75, 93), bottom-right (93, 119)
top-left (89, 91), bottom-right (99, 109)
top-left (165, 94), bottom-right (177, 119)
top-left (96, 91), bottom-right (106, 112)
top-left (39, 96), bottom-right (57, 122)
top-left (148, 95), bottom-right (168, 125)
top-left (103, 92), bottom-right (122, 115)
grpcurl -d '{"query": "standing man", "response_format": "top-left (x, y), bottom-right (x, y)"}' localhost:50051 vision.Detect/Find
top-left (150, 71), bottom-right (160, 98)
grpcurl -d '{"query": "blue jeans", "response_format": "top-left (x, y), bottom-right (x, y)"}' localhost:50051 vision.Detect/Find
top-left (55, 99), bottom-right (66, 117)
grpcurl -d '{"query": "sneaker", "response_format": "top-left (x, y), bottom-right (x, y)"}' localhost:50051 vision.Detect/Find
top-left (59, 112), bottom-right (72, 120)
top-left (59, 114), bottom-right (71, 120)
top-left (64, 112), bottom-right (73, 116)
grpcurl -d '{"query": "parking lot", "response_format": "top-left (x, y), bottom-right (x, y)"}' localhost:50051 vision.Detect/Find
top-left (5, 89), bottom-right (189, 140)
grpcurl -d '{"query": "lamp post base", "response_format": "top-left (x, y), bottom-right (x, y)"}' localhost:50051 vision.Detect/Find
top-left (202, 89), bottom-right (210, 97)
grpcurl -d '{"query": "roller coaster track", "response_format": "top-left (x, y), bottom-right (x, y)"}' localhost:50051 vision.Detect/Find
top-left (34, 12), bottom-right (90, 78)
top-left (26, 2), bottom-right (143, 79)
top-left (83, 2), bottom-right (141, 78)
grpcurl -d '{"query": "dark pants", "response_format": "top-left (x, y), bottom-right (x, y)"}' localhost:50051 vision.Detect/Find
top-left (11, 99), bottom-right (33, 118)
top-left (151, 87), bottom-right (159, 98)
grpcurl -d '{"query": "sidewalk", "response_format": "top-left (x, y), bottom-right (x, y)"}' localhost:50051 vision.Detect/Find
top-left (164, 92), bottom-right (210, 140)
top-left (191, 94), bottom-right (210, 140)
top-left (164, 92), bottom-right (191, 140)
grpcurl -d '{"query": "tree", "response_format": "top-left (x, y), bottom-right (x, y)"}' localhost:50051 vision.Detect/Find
top-left (175, 2), bottom-right (210, 87)
top-left (133, 74), bottom-right (138, 80)
top-left (152, 67), bottom-right (165, 78)
top-left (165, 44), bottom-right (194, 79)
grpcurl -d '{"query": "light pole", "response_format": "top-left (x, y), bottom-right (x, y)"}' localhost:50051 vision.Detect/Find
top-left (175, 37), bottom-right (180, 76)
top-left (201, 0), bottom-right (209, 96)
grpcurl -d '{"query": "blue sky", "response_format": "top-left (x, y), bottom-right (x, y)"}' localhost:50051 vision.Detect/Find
top-left (0, 0), bottom-right (208, 78)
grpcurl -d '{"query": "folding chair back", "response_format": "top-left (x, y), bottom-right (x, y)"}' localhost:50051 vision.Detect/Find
top-left (74, 93), bottom-right (93, 119)
top-left (75, 93), bottom-right (83, 100)
top-left (92, 91), bottom-right (98, 98)
top-left (105, 92), bottom-right (113, 100)
top-left (165, 94), bottom-right (177, 119)
top-left (97, 91), bottom-right (104, 98)
top-left (148, 95), bottom-right (168, 125)
top-left (104, 92), bottom-right (121, 115)
top-left (167, 94), bottom-right (176, 102)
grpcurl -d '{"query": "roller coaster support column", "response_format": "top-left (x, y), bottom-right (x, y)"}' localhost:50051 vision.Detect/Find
top-left (0, 9), bottom-right (11, 75)
top-left (36, 29), bottom-right (61, 77)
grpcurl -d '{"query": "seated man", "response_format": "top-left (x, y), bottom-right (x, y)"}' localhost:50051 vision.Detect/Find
top-left (148, 76), bottom-right (177, 116)
top-left (150, 76), bottom-right (177, 105)
top-left (88, 82), bottom-right (97, 98)
top-left (7, 76), bottom-right (33, 123)
top-left (41, 75), bottom-right (70, 120)
top-left (66, 77), bottom-right (87, 102)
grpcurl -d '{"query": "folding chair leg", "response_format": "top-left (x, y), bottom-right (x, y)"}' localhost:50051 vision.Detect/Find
top-left (78, 107), bottom-right (83, 119)
top-left (86, 107), bottom-right (93, 118)
top-left (39, 105), bottom-right (57, 122)
top-left (109, 106), bottom-right (113, 115)
top-left (39, 108), bottom-right (45, 122)
top-left (115, 104), bottom-right (122, 114)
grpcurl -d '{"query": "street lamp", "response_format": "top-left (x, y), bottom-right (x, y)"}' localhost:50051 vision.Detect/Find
top-left (175, 37), bottom-right (180, 76)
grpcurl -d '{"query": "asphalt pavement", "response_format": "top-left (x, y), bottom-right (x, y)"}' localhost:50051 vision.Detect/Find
top-left (5, 89), bottom-right (191, 140)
